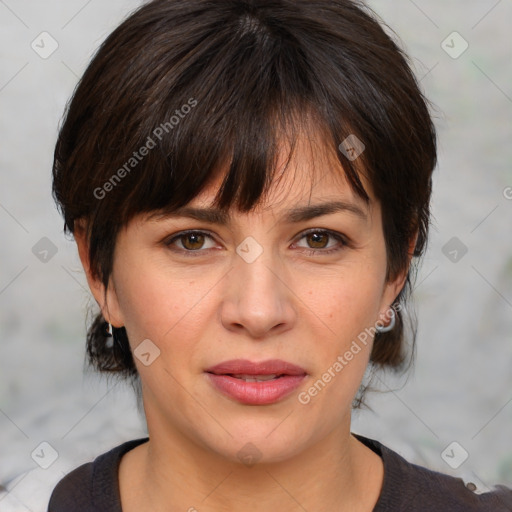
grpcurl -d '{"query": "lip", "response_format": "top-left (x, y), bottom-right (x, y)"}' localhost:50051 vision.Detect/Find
top-left (205, 358), bottom-right (307, 376)
top-left (205, 359), bottom-right (308, 405)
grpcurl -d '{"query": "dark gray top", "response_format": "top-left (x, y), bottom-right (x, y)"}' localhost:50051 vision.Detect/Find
top-left (48, 434), bottom-right (512, 511)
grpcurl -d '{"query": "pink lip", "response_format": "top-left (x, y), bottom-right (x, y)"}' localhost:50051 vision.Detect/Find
top-left (205, 359), bottom-right (308, 405)
top-left (205, 358), bottom-right (307, 376)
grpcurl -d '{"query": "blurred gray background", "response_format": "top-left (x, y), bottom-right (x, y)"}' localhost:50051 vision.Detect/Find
top-left (1, 1), bottom-right (511, 510)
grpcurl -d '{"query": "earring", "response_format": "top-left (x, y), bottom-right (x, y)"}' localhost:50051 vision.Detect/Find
top-left (376, 308), bottom-right (396, 333)
top-left (107, 322), bottom-right (113, 336)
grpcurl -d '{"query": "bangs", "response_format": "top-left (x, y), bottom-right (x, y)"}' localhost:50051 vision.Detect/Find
top-left (105, 31), bottom-right (370, 225)
top-left (57, 1), bottom-right (377, 238)
top-left (125, 101), bottom-right (368, 222)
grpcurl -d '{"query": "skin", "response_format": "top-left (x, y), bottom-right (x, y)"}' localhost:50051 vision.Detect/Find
top-left (75, 128), bottom-right (414, 512)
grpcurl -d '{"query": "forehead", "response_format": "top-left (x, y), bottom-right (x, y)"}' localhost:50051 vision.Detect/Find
top-left (138, 120), bottom-right (377, 232)
top-left (185, 127), bottom-right (373, 217)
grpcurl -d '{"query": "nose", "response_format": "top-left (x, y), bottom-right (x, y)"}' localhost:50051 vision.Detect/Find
top-left (219, 246), bottom-right (297, 339)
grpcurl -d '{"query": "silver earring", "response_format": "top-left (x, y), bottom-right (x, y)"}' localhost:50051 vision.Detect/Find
top-left (107, 322), bottom-right (113, 336)
top-left (376, 308), bottom-right (396, 333)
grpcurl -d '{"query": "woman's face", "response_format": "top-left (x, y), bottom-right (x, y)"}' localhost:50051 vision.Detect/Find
top-left (86, 131), bottom-right (407, 465)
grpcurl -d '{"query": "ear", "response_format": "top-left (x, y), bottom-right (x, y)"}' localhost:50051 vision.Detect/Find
top-left (74, 220), bottom-right (124, 328)
top-left (377, 231), bottom-right (418, 321)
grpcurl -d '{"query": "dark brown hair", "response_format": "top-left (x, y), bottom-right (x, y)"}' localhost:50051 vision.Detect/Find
top-left (52, 0), bottom-right (437, 403)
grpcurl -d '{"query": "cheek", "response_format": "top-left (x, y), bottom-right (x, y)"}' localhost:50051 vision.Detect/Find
top-left (112, 257), bottom-right (223, 351)
top-left (305, 265), bottom-right (385, 341)
top-left (296, 265), bottom-right (384, 393)
top-left (296, 271), bottom-right (382, 416)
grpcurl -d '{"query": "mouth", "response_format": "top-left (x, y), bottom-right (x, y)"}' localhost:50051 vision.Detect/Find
top-left (204, 359), bottom-right (308, 405)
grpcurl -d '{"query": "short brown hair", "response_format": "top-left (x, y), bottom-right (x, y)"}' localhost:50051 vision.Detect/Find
top-left (52, 0), bottom-right (437, 402)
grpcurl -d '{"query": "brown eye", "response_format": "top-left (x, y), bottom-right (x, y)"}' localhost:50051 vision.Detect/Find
top-left (180, 232), bottom-right (206, 250)
top-left (306, 232), bottom-right (330, 249)
top-left (165, 230), bottom-right (216, 256)
top-left (295, 229), bottom-right (347, 256)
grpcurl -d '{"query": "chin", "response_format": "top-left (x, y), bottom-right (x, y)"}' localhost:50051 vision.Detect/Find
top-left (199, 419), bottom-right (311, 466)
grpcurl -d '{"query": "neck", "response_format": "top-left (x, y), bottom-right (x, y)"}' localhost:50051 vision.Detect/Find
top-left (120, 414), bottom-right (384, 512)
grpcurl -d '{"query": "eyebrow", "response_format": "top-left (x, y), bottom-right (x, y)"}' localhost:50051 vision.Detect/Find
top-left (150, 200), bottom-right (368, 225)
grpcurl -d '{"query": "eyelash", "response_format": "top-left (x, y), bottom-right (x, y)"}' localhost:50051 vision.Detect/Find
top-left (164, 228), bottom-right (348, 258)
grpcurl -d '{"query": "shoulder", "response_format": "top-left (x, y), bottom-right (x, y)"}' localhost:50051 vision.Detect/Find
top-left (393, 460), bottom-right (512, 511)
top-left (47, 462), bottom-right (94, 511)
top-left (47, 437), bottom-right (149, 512)
top-left (354, 434), bottom-right (512, 512)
